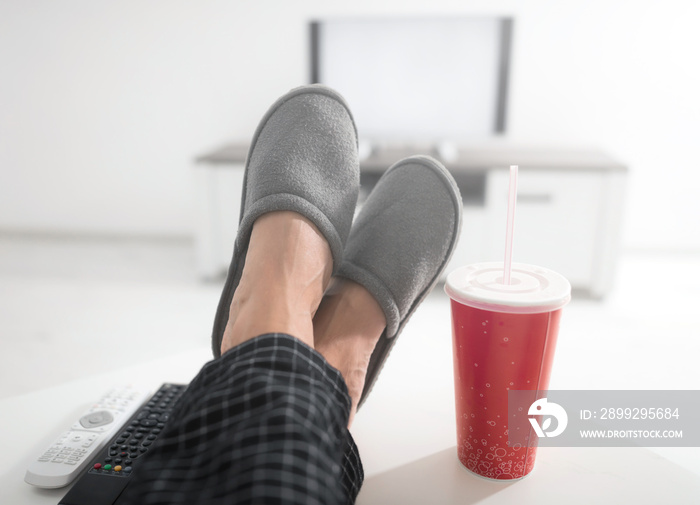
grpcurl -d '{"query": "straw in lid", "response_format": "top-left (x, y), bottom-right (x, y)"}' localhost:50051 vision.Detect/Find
top-left (445, 262), bottom-right (571, 314)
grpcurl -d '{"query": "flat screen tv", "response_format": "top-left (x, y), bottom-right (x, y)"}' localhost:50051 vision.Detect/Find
top-left (310, 16), bottom-right (513, 146)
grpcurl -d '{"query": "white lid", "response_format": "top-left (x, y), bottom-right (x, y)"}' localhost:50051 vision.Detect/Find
top-left (444, 262), bottom-right (571, 314)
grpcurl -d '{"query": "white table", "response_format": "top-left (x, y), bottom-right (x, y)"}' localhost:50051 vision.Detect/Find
top-left (0, 349), bottom-right (211, 505)
top-left (2, 345), bottom-right (698, 505)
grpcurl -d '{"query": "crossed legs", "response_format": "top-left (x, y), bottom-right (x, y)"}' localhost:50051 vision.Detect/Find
top-left (119, 212), bottom-right (375, 504)
top-left (221, 210), bottom-right (386, 427)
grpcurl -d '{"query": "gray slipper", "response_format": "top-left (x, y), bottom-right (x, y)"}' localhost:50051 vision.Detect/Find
top-left (211, 85), bottom-right (360, 358)
top-left (337, 155), bottom-right (463, 408)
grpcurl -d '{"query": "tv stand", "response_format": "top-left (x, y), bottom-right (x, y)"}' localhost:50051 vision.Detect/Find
top-left (193, 143), bottom-right (627, 298)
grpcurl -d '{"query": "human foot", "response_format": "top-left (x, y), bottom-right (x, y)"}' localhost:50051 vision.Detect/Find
top-left (221, 211), bottom-right (333, 355)
top-left (210, 85), bottom-right (360, 358)
top-left (336, 155), bottom-right (462, 409)
top-left (314, 278), bottom-right (386, 427)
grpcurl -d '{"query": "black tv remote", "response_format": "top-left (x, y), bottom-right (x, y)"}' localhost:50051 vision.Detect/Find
top-left (58, 383), bottom-right (187, 505)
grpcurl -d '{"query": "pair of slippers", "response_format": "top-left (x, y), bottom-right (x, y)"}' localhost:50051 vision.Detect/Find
top-left (211, 85), bottom-right (462, 409)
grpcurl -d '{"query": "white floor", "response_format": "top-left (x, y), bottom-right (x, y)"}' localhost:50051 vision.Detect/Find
top-left (1, 235), bottom-right (698, 479)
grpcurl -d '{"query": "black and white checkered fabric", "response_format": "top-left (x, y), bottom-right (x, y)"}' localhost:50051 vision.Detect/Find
top-left (118, 334), bottom-right (363, 505)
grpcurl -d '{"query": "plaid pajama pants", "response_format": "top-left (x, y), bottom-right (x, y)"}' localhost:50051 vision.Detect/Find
top-left (118, 334), bottom-right (363, 505)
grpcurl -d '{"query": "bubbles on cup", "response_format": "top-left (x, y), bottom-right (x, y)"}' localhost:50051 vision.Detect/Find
top-left (503, 337), bottom-right (509, 342)
top-left (474, 363), bottom-right (479, 367)
top-left (458, 445), bottom-right (468, 460)
top-left (487, 420), bottom-right (496, 426)
top-left (486, 383), bottom-right (491, 388)
top-left (499, 461), bottom-right (513, 475)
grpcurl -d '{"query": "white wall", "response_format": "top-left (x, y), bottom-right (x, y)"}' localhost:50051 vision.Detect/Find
top-left (1, 0), bottom-right (698, 249)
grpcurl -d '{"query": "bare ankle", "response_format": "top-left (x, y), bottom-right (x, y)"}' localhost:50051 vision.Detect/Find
top-left (315, 279), bottom-right (386, 348)
top-left (313, 279), bottom-right (386, 426)
top-left (223, 287), bottom-right (315, 353)
top-left (220, 211), bottom-right (332, 355)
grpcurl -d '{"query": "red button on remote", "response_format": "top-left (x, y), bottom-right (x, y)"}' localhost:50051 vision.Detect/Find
top-left (94, 463), bottom-right (102, 469)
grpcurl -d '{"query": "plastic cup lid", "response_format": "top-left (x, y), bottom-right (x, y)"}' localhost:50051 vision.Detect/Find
top-left (444, 262), bottom-right (571, 314)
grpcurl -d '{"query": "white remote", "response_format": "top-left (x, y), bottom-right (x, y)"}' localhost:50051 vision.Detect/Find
top-left (24, 384), bottom-right (152, 489)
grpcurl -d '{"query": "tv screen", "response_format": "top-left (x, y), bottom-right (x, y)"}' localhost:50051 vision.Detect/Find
top-left (310, 17), bottom-right (513, 145)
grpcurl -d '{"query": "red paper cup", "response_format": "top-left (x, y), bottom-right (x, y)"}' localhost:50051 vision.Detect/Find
top-left (445, 262), bottom-right (571, 480)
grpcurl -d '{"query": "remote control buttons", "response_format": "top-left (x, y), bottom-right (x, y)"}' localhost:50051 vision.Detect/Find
top-left (82, 385), bottom-right (187, 481)
top-left (92, 462), bottom-right (124, 472)
top-left (79, 410), bottom-right (114, 429)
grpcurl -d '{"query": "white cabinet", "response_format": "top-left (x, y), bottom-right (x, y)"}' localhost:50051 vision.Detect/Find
top-left (194, 144), bottom-right (627, 298)
top-left (193, 163), bottom-right (244, 280)
top-left (482, 170), bottom-right (603, 287)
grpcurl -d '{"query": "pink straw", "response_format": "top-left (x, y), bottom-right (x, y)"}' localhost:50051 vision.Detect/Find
top-left (503, 165), bottom-right (518, 284)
